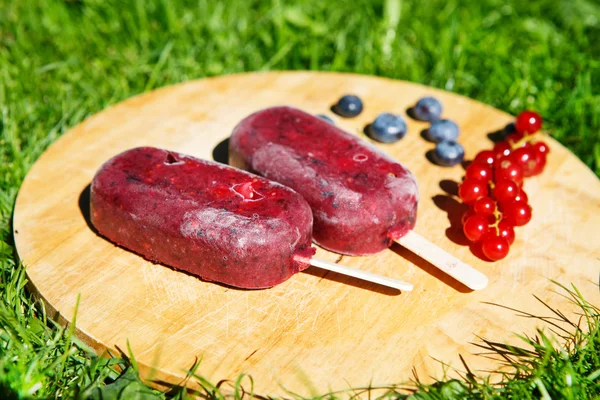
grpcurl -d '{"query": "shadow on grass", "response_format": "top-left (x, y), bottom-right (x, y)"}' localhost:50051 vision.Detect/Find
top-left (0, 383), bottom-right (19, 400)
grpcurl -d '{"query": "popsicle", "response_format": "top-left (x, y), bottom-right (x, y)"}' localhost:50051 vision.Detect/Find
top-left (91, 147), bottom-right (413, 290)
top-left (229, 106), bottom-right (488, 290)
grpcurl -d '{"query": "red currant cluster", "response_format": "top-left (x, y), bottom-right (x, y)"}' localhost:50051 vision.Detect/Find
top-left (458, 111), bottom-right (549, 261)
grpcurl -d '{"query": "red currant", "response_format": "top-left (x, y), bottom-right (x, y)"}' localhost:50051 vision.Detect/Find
top-left (529, 151), bottom-right (547, 176)
top-left (459, 179), bottom-right (489, 205)
top-left (527, 141), bottom-right (549, 176)
top-left (463, 215), bottom-right (491, 242)
top-left (513, 191), bottom-right (528, 204)
top-left (461, 209), bottom-right (476, 225)
top-left (495, 156), bottom-right (524, 185)
top-left (533, 141), bottom-right (549, 156)
top-left (465, 163), bottom-right (493, 182)
top-left (497, 220), bottom-right (515, 245)
top-left (506, 132), bottom-right (524, 144)
top-left (473, 196), bottom-right (496, 216)
top-left (473, 150), bottom-right (495, 166)
top-left (481, 233), bottom-right (510, 261)
top-left (494, 142), bottom-right (512, 159)
top-left (502, 200), bottom-right (532, 226)
top-left (512, 147), bottom-right (538, 177)
top-left (493, 179), bottom-right (520, 203)
top-left (515, 110), bottom-right (543, 134)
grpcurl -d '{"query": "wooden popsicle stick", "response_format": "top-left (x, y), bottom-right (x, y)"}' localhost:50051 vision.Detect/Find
top-left (308, 258), bottom-right (413, 292)
top-left (396, 230), bottom-right (488, 291)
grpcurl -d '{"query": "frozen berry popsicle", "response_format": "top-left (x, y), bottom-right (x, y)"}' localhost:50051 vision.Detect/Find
top-left (230, 106), bottom-right (418, 256)
top-left (91, 147), bottom-right (413, 291)
top-left (230, 106), bottom-right (488, 290)
top-left (91, 147), bottom-right (315, 289)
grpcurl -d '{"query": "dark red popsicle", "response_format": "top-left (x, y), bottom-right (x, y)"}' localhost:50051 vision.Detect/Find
top-left (91, 147), bottom-right (315, 289)
top-left (230, 106), bottom-right (419, 256)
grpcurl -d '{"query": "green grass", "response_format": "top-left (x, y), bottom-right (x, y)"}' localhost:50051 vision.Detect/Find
top-left (1, 0), bottom-right (599, 398)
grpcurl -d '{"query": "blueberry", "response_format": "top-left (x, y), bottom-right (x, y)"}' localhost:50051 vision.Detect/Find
top-left (432, 140), bottom-right (464, 167)
top-left (413, 97), bottom-right (442, 121)
top-left (333, 95), bottom-right (363, 118)
top-left (367, 113), bottom-right (407, 143)
top-left (316, 114), bottom-right (334, 124)
top-left (426, 119), bottom-right (459, 142)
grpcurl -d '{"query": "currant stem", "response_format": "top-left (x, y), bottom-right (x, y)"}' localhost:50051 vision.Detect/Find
top-left (487, 204), bottom-right (503, 236)
top-left (509, 131), bottom-right (540, 150)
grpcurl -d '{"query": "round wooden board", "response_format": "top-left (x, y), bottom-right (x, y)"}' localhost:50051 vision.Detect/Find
top-left (14, 71), bottom-right (600, 397)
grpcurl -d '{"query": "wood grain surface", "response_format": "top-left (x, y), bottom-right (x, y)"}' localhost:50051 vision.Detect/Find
top-left (13, 71), bottom-right (600, 397)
